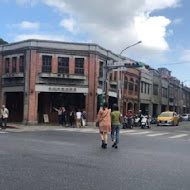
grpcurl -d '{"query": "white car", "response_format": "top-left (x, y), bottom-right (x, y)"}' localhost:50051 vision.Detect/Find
top-left (182, 114), bottom-right (190, 121)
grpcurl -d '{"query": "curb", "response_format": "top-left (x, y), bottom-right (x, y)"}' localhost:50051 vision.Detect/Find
top-left (7, 126), bottom-right (21, 129)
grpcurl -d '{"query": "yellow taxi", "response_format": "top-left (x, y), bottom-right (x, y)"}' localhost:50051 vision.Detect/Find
top-left (157, 111), bottom-right (179, 126)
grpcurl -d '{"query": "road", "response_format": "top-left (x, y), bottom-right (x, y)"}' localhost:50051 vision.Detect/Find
top-left (0, 126), bottom-right (190, 190)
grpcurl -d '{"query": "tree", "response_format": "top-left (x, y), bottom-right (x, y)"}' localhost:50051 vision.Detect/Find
top-left (0, 38), bottom-right (8, 45)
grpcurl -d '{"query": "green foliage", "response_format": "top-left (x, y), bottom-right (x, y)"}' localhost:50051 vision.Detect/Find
top-left (0, 38), bottom-right (8, 45)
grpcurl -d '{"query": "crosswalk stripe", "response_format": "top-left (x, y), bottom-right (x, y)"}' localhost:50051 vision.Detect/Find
top-left (121, 130), bottom-right (138, 133)
top-left (55, 128), bottom-right (98, 133)
top-left (127, 131), bottom-right (152, 135)
top-left (0, 131), bottom-right (8, 134)
top-left (79, 129), bottom-right (97, 133)
top-left (147, 133), bottom-right (169, 137)
top-left (169, 134), bottom-right (189, 139)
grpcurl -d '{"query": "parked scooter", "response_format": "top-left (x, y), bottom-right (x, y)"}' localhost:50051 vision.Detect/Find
top-left (141, 115), bottom-right (150, 129)
top-left (133, 115), bottom-right (140, 127)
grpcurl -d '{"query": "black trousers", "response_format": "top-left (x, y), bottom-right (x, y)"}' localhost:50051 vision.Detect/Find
top-left (58, 115), bottom-right (62, 125)
top-left (1, 118), bottom-right (8, 129)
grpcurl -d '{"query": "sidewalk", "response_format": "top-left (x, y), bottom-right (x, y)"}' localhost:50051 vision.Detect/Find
top-left (5, 123), bottom-right (95, 132)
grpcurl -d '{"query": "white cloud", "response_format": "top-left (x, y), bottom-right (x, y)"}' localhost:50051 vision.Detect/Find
top-left (13, 0), bottom-right (181, 62)
top-left (60, 18), bottom-right (76, 33)
top-left (15, 33), bottom-right (67, 41)
top-left (9, 21), bottom-right (40, 30)
top-left (19, 21), bottom-right (40, 29)
top-left (41, 0), bottom-right (180, 54)
top-left (134, 14), bottom-right (170, 50)
top-left (16, 0), bottom-right (38, 6)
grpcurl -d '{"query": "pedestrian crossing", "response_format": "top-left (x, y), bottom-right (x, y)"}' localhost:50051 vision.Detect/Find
top-left (55, 128), bottom-right (190, 141)
top-left (0, 131), bottom-right (8, 134)
top-left (1, 127), bottom-right (190, 141)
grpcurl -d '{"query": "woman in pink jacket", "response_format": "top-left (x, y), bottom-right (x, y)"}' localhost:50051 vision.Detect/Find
top-left (97, 102), bottom-right (111, 149)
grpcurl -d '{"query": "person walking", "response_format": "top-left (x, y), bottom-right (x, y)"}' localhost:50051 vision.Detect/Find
top-left (76, 109), bottom-right (82, 128)
top-left (97, 102), bottom-right (111, 149)
top-left (1, 105), bottom-right (9, 131)
top-left (61, 107), bottom-right (67, 126)
top-left (111, 104), bottom-right (122, 149)
top-left (81, 109), bottom-right (87, 127)
top-left (53, 107), bottom-right (62, 125)
top-left (69, 110), bottom-right (75, 127)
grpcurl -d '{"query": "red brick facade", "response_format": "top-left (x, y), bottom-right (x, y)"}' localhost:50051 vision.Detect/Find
top-left (0, 39), bottom-right (139, 125)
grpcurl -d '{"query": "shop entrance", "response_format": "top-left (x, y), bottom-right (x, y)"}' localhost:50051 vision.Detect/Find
top-left (153, 104), bottom-right (158, 117)
top-left (161, 105), bottom-right (167, 112)
top-left (38, 92), bottom-right (85, 123)
top-left (6, 92), bottom-right (24, 122)
top-left (140, 103), bottom-right (149, 115)
top-left (108, 96), bottom-right (117, 109)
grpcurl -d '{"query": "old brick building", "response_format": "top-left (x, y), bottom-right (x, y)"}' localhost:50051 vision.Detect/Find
top-left (0, 39), bottom-right (125, 125)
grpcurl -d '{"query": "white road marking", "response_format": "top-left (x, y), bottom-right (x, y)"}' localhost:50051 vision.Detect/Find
top-left (79, 129), bottom-right (97, 133)
top-left (0, 131), bottom-right (8, 134)
top-left (147, 133), bottom-right (169, 137)
top-left (169, 134), bottom-right (189, 139)
top-left (55, 128), bottom-right (98, 133)
top-left (121, 130), bottom-right (138, 133)
top-left (127, 131), bottom-right (152, 135)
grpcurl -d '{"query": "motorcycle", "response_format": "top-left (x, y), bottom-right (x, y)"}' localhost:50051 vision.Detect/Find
top-left (133, 115), bottom-right (140, 127)
top-left (141, 115), bottom-right (151, 129)
top-left (123, 116), bottom-right (133, 129)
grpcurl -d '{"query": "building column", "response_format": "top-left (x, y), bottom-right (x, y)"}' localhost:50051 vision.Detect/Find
top-left (70, 56), bottom-right (75, 75)
top-left (23, 50), bottom-right (38, 125)
top-left (9, 56), bottom-right (12, 73)
top-left (52, 55), bottom-right (58, 73)
top-left (149, 102), bottom-right (153, 116)
top-left (86, 54), bottom-right (98, 125)
top-left (16, 56), bottom-right (20, 73)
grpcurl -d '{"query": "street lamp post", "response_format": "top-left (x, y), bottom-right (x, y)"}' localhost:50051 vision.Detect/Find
top-left (117, 41), bottom-right (142, 111)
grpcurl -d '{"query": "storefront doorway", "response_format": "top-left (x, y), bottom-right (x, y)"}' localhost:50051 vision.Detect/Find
top-left (38, 92), bottom-right (85, 123)
top-left (6, 92), bottom-right (24, 122)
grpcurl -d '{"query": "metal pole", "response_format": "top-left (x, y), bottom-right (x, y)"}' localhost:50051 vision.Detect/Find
top-left (101, 63), bottom-right (107, 106)
top-left (117, 41), bottom-right (142, 111)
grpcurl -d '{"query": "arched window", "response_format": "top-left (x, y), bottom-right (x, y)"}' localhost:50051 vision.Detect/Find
top-left (124, 76), bottom-right (128, 89)
top-left (129, 78), bottom-right (134, 92)
top-left (135, 80), bottom-right (138, 93)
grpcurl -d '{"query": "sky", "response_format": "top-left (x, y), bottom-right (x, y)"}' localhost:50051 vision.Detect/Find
top-left (0, 0), bottom-right (190, 86)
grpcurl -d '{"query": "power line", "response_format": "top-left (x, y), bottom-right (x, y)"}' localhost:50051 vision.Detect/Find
top-left (150, 61), bottom-right (190, 66)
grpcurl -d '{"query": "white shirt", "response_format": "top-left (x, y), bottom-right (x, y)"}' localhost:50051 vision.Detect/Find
top-left (1, 108), bottom-right (9, 118)
top-left (76, 112), bottom-right (82, 119)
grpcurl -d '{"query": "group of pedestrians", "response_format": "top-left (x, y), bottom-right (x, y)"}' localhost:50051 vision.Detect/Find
top-left (54, 106), bottom-right (87, 128)
top-left (97, 102), bottom-right (122, 149)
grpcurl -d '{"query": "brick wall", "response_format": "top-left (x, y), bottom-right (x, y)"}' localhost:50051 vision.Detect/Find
top-left (85, 54), bottom-right (98, 122)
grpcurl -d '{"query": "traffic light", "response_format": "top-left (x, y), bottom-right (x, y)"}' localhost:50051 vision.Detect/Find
top-left (125, 62), bottom-right (144, 68)
top-left (98, 94), bottom-right (105, 107)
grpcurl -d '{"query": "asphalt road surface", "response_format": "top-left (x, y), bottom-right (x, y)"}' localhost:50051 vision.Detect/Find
top-left (0, 130), bottom-right (190, 190)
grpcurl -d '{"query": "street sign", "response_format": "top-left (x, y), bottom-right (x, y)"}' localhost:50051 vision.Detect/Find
top-left (112, 67), bottom-right (128, 72)
top-left (107, 61), bottom-right (126, 67)
top-left (107, 60), bottom-right (114, 66)
top-left (107, 61), bottom-right (144, 68)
